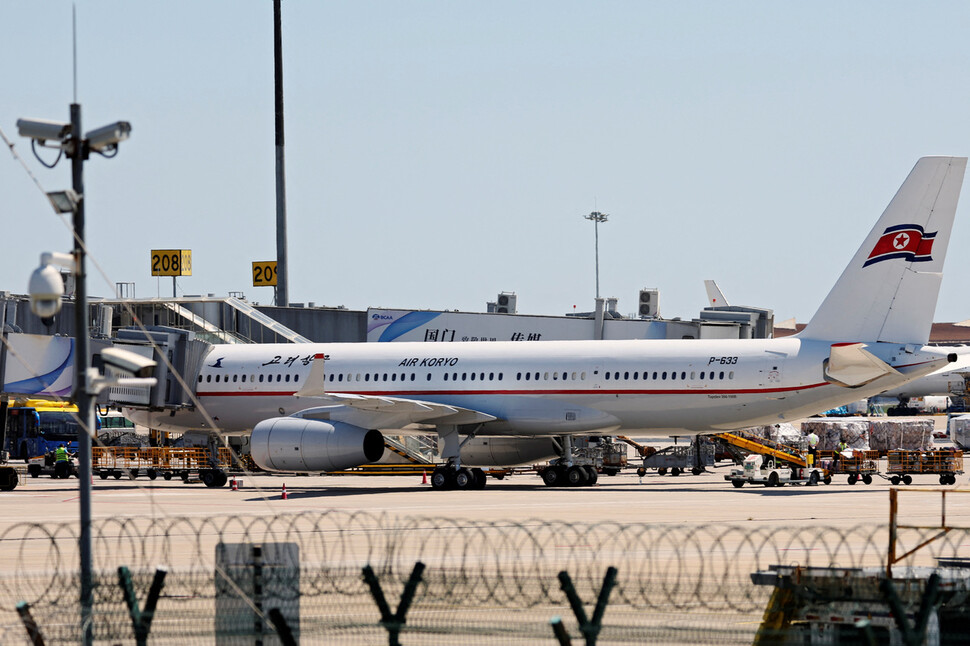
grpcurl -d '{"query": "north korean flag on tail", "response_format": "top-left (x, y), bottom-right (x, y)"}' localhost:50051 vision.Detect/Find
top-left (863, 223), bottom-right (937, 267)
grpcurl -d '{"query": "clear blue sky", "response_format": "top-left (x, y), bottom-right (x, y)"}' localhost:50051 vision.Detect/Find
top-left (3, 1), bottom-right (970, 324)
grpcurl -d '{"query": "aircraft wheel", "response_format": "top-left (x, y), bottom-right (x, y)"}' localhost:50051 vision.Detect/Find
top-left (431, 467), bottom-right (451, 490)
top-left (902, 474), bottom-right (913, 486)
top-left (454, 468), bottom-right (475, 490)
top-left (732, 480), bottom-right (745, 488)
top-left (583, 465), bottom-right (598, 485)
top-left (471, 468), bottom-right (487, 489)
top-left (847, 474), bottom-right (857, 485)
top-left (862, 474), bottom-right (873, 485)
top-left (214, 470), bottom-right (228, 487)
top-left (566, 465), bottom-right (588, 486)
top-left (891, 476), bottom-right (901, 486)
top-left (201, 470), bottom-right (216, 488)
top-left (767, 471), bottom-right (779, 487)
top-left (542, 467), bottom-right (562, 487)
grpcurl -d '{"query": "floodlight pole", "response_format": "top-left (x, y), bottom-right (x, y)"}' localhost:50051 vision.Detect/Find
top-left (69, 102), bottom-right (95, 646)
top-left (584, 211), bottom-right (608, 299)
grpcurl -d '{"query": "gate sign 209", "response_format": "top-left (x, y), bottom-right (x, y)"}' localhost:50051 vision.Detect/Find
top-left (151, 250), bottom-right (192, 276)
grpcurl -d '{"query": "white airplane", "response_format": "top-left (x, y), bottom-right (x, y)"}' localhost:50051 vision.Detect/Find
top-left (126, 157), bottom-right (967, 489)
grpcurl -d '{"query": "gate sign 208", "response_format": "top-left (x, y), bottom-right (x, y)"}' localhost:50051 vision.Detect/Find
top-left (151, 250), bottom-right (192, 276)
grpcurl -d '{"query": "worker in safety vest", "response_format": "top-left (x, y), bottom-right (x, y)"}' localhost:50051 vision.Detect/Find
top-left (806, 432), bottom-right (819, 466)
top-left (54, 444), bottom-right (69, 463)
top-left (834, 440), bottom-right (848, 470)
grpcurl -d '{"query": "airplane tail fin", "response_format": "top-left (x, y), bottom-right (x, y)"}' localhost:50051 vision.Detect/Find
top-left (800, 157), bottom-right (966, 345)
top-left (704, 280), bottom-right (729, 307)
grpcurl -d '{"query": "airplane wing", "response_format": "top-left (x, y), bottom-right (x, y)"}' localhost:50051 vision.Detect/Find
top-left (293, 393), bottom-right (497, 429)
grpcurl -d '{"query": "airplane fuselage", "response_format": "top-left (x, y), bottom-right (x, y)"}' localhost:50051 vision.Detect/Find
top-left (126, 336), bottom-right (951, 437)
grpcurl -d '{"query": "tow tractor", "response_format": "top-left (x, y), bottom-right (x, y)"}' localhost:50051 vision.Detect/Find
top-left (27, 450), bottom-right (78, 479)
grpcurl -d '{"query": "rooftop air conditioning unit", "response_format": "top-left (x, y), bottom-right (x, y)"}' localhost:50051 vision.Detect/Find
top-left (496, 292), bottom-right (517, 314)
top-left (639, 288), bottom-right (659, 318)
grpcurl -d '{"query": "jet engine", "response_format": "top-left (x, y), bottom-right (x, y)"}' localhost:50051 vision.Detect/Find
top-left (250, 418), bottom-right (385, 472)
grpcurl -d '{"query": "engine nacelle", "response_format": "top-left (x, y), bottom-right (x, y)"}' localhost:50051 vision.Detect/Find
top-left (250, 418), bottom-right (384, 472)
top-left (459, 437), bottom-right (559, 467)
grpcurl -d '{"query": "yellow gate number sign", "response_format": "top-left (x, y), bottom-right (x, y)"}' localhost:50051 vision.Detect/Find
top-left (151, 250), bottom-right (192, 276)
top-left (252, 261), bottom-right (278, 286)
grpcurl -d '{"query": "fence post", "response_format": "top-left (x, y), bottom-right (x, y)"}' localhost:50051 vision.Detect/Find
top-left (118, 565), bottom-right (168, 646)
top-left (879, 573), bottom-right (942, 646)
top-left (362, 562), bottom-right (425, 646)
top-left (555, 567), bottom-right (618, 646)
top-left (16, 601), bottom-right (45, 646)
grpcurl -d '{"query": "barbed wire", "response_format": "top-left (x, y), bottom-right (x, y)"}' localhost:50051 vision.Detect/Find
top-left (2, 511), bottom-right (968, 617)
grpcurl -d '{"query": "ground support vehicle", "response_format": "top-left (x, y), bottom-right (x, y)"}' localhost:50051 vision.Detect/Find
top-left (819, 450), bottom-right (880, 485)
top-left (0, 453), bottom-right (18, 491)
top-left (887, 449), bottom-right (964, 485)
top-left (26, 451), bottom-right (78, 479)
top-left (724, 454), bottom-right (829, 488)
top-left (633, 440), bottom-right (715, 477)
top-left (91, 446), bottom-right (247, 487)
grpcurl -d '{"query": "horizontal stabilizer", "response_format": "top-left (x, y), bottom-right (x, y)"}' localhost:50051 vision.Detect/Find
top-left (824, 343), bottom-right (899, 388)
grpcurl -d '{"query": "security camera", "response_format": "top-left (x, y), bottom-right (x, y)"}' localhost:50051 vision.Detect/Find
top-left (101, 347), bottom-right (156, 379)
top-left (86, 121), bottom-right (131, 152)
top-left (28, 263), bottom-right (65, 320)
top-left (16, 118), bottom-right (71, 143)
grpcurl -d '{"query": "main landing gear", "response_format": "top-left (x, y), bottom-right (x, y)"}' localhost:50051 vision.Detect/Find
top-left (430, 466), bottom-right (488, 490)
top-left (539, 436), bottom-right (599, 488)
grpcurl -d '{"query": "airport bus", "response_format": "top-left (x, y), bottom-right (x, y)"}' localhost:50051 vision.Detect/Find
top-left (3, 399), bottom-right (100, 461)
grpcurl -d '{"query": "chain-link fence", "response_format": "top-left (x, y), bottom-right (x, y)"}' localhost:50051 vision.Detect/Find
top-left (1, 511), bottom-right (969, 644)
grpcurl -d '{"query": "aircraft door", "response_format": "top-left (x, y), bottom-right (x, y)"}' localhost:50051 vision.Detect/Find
top-left (759, 353), bottom-right (786, 388)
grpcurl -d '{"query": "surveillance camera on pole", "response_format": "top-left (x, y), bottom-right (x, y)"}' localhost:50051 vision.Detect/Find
top-left (16, 118), bottom-right (71, 145)
top-left (27, 251), bottom-right (75, 323)
top-left (85, 121), bottom-right (131, 152)
top-left (100, 347), bottom-right (156, 379)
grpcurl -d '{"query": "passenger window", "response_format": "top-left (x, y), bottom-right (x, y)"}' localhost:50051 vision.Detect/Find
top-left (382, 374), bottom-right (388, 382)
top-left (426, 373), bottom-right (432, 381)
top-left (198, 375), bottom-right (202, 383)
top-left (728, 371), bottom-right (734, 379)
top-left (624, 372), bottom-right (629, 380)
top-left (662, 372), bottom-right (667, 380)
top-left (581, 372), bottom-right (586, 380)
top-left (498, 373), bottom-right (504, 380)
top-left (681, 372), bottom-right (686, 380)
top-left (691, 372), bottom-right (695, 380)
top-left (489, 372), bottom-right (495, 380)
top-left (285, 375), bottom-right (290, 382)
top-left (207, 375), bottom-right (212, 383)
top-left (444, 373), bottom-right (450, 381)
top-left (277, 374), bottom-right (282, 382)
top-left (462, 373), bottom-right (467, 381)
top-left (257, 375), bottom-right (263, 383)
top-left (525, 373), bottom-right (531, 381)
top-left (605, 372), bottom-right (611, 381)
top-left (633, 372), bottom-right (638, 380)
top-left (572, 372), bottom-right (577, 380)
top-left (365, 374), bottom-right (371, 382)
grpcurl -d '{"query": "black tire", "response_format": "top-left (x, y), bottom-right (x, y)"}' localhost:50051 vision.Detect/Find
top-left (809, 471), bottom-right (819, 486)
top-left (112, 471), bottom-right (122, 480)
top-left (691, 467), bottom-right (702, 476)
top-left (566, 465), bottom-right (588, 486)
top-left (28, 464), bottom-right (41, 478)
top-left (99, 471), bottom-right (108, 480)
top-left (847, 474), bottom-right (857, 485)
top-left (671, 467), bottom-right (681, 477)
top-left (583, 465), bottom-right (598, 486)
top-left (891, 475), bottom-right (901, 486)
top-left (471, 468), bottom-right (487, 489)
top-left (636, 467), bottom-right (647, 478)
top-left (163, 472), bottom-right (173, 481)
top-left (55, 462), bottom-right (71, 479)
top-left (823, 475), bottom-right (832, 485)
top-left (767, 471), bottom-right (779, 487)
top-left (862, 474), bottom-right (872, 485)
top-left (214, 470), bottom-right (228, 487)
top-left (201, 470), bottom-right (216, 488)
top-left (454, 468), bottom-right (474, 490)
top-left (732, 479), bottom-right (745, 488)
top-left (949, 474), bottom-right (958, 485)
top-left (940, 475), bottom-right (949, 486)
top-left (902, 474), bottom-right (913, 486)
top-left (431, 467), bottom-right (451, 490)
top-left (147, 469), bottom-right (157, 481)
top-left (541, 467), bottom-right (560, 487)
top-left (658, 468), bottom-right (667, 476)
